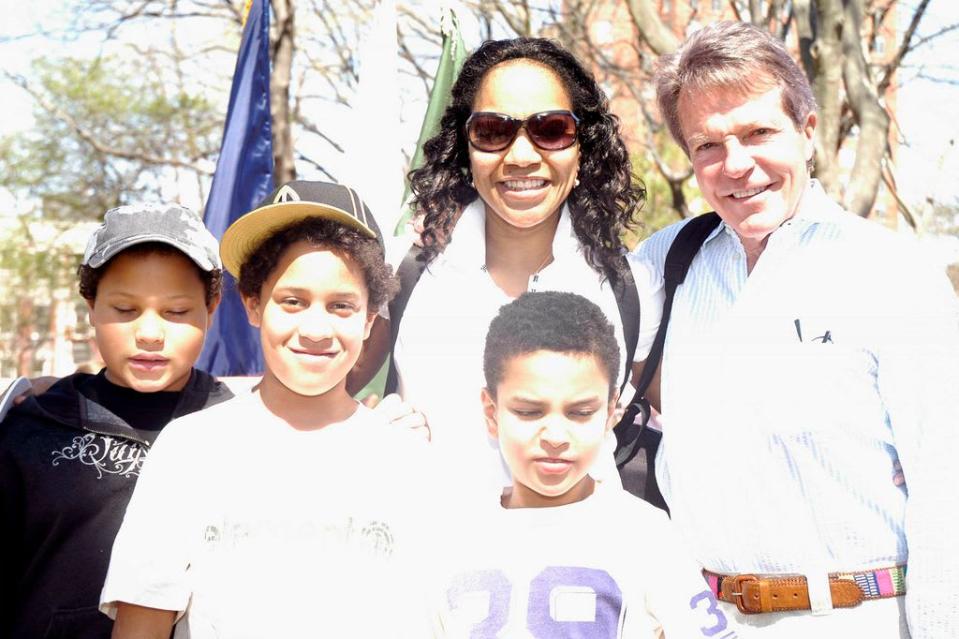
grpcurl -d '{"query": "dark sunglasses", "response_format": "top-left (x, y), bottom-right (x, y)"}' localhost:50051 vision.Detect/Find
top-left (465, 110), bottom-right (580, 153)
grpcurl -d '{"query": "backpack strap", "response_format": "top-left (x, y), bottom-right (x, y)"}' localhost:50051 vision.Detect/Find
top-left (608, 256), bottom-right (640, 403)
top-left (384, 244), bottom-right (427, 395)
top-left (613, 212), bottom-right (721, 467)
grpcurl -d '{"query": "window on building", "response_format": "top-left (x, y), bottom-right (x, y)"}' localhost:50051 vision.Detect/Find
top-left (663, 0), bottom-right (672, 13)
top-left (691, 0), bottom-right (699, 10)
top-left (712, 0), bottom-right (722, 12)
top-left (35, 304), bottom-right (50, 334)
top-left (873, 37), bottom-right (886, 55)
top-left (72, 339), bottom-right (92, 369)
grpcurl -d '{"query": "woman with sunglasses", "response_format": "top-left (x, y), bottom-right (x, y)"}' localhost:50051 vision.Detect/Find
top-left (359, 37), bottom-right (661, 496)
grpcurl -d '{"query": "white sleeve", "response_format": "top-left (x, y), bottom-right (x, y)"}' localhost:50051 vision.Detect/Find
top-left (873, 257), bottom-right (959, 638)
top-left (627, 255), bottom-right (664, 363)
top-left (99, 418), bottom-right (202, 620)
top-left (630, 221), bottom-right (698, 365)
top-left (640, 515), bottom-right (741, 639)
top-left (590, 434), bottom-right (624, 487)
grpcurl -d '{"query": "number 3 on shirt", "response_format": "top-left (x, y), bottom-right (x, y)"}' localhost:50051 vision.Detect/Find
top-left (688, 590), bottom-right (729, 637)
top-left (446, 567), bottom-right (623, 638)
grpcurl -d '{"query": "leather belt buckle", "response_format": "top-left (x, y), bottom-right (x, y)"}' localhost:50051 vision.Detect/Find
top-left (707, 566), bottom-right (903, 615)
top-left (724, 574), bottom-right (761, 614)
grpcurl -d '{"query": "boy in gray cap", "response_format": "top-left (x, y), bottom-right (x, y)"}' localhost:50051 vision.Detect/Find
top-left (0, 204), bottom-right (234, 639)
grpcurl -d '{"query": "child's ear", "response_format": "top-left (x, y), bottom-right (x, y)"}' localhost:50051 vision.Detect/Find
top-left (206, 295), bottom-right (221, 323)
top-left (604, 394), bottom-right (619, 434)
top-left (85, 299), bottom-right (96, 327)
top-left (241, 294), bottom-right (262, 328)
top-left (363, 311), bottom-right (376, 341)
top-left (481, 387), bottom-right (499, 440)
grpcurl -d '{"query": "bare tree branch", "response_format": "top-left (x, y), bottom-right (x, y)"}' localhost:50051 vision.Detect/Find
top-left (296, 152), bottom-right (336, 180)
top-left (906, 22), bottom-right (959, 52)
top-left (881, 156), bottom-right (918, 230)
top-left (625, 0), bottom-right (679, 55)
top-left (295, 114), bottom-right (345, 153)
top-left (877, 0), bottom-right (931, 96)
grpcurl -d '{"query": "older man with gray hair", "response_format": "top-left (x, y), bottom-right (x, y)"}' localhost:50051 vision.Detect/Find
top-left (632, 20), bottom-right (959, 637)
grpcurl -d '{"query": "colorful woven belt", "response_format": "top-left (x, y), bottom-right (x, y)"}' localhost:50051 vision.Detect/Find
top-left (703, 565), bottom-right (906, 614)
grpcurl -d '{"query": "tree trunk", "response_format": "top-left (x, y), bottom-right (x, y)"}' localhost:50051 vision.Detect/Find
top-left (793, 0), bottom-right (816, 83)
top-left (840, 0), bottom-right (888, 217)
top-left (625, 0), bottom-right (678, 55)
top-left (270, 0), bottom-right (296, 184)
top-left (808, 0), bottom-right (844, 201)
top-left (748, 0), bottom-right (764, 26)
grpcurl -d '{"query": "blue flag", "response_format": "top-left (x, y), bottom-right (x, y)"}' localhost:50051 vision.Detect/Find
top-left (197, 0), bottom-right (273, 376)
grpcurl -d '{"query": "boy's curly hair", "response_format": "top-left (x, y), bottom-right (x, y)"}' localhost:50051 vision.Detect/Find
top-left (237, 218), bottom-right (399, 309)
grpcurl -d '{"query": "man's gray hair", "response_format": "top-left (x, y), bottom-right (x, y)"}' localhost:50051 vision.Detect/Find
top-left (655, 21), bottom-right (817, 154)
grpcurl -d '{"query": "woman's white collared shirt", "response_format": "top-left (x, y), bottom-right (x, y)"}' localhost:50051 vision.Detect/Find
top-left (388, 199), bottom-right (662, 498)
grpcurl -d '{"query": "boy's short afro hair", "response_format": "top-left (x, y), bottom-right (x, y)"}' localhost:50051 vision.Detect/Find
top-left (483, 291), bottom-right (621, 398)
top-left (237, 217), bottom-right (399, 310)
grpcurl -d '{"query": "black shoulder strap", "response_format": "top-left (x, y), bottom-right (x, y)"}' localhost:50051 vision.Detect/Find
top-left (384, 244), bottom-right (427, 395)
top-left (613, 212), bottom-right (721, 467)
top-left (608, 255), bottom-right (640, 403)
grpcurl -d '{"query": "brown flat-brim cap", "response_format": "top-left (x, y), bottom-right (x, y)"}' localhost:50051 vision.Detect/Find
top-left (220, 180), bottom-right (382, 278)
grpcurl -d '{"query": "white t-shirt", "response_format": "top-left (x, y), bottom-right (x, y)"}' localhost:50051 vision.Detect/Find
top-left (100, 391), bottom-right (434, 638)
top-left (389, 200), bottom-right (663, 496)
top-left (430, 483), bottom-right (739, 638)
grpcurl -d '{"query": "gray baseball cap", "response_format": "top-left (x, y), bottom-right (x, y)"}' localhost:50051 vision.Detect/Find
top-left (82, 204), bottom-right (221, 272)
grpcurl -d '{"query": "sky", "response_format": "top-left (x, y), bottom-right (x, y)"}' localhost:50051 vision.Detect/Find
top-left (1, 0), bottom-right (957, 226)
top-left (893, 1), bottom-right (959, 212)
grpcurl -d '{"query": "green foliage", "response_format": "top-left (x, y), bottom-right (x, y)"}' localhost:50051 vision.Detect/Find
top-left (0, 55), bottom-right (221, 221)
top-left (625, 139), bottom-right (703, 249)
top-left (923, 199), bottom-right (959, 294)
top-left (0, 216), bottom-right (84, 292)
top-left (927, 199), bottom-right (959, 237)
top-left (0, 215), bottom-right (89, 377)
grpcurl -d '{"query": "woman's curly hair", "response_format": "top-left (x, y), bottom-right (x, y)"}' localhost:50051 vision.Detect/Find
top-left (408, 37), bottom-right (645, 281)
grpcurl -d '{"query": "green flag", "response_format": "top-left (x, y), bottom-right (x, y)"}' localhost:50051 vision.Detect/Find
top-left (394, 7), bottom-right (467, 235)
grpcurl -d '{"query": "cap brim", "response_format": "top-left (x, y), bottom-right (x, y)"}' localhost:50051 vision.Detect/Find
top-left (87, 234), bottom-right (219, 272)
top-left (220, 201), bottom-right (377, 278)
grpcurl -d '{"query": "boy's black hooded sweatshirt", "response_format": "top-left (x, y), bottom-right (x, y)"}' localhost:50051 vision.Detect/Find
top-left (0, 369), bottom-right (233, 639)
